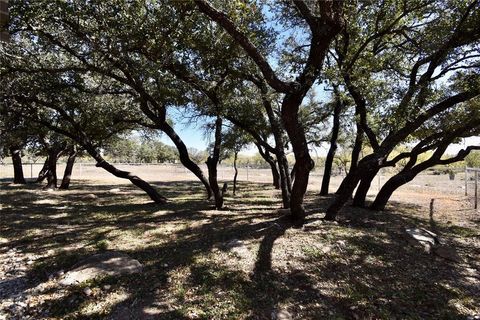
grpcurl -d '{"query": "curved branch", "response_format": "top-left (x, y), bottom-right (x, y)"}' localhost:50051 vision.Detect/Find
top-left (194, 0), bottom-right (292, 93)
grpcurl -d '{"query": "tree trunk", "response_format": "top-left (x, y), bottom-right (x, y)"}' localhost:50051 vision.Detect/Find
top-left (350, 128), bottom-right (364, 173)
top-left (10, 146), bottom-right (26, 184)
top-left (261, 88), bottom-right (291, 205)
top-left (206, 116), bottom-right (223, 209)
top-left (96, 160), bottom-right (167, 204)
top-left (352, 168), bottom-right (379, 207)
top-left (267, 154), bottom-right (280, 189)
top-left (281, 95), bottom-right (314, 224)
top-left (44, 147), bottom-right (62, 190)
top-left (271, 164), bottom-right (280, 189)
top-left (36, 157), bottom-right (49, 183)
top-left (290, 162), bottom-right (297, 184)
top-left (321, 92), bottom-right (342, 195)
top-left (256, 143), bottom-right (280, 189)
top-left (336, 128), bottom-right (363, 195)
top-left (83, 143), bottom-right (167, 204)
top-left (369, 146), bottom-right (440, 211)
top-left (159, 122), bottom-right (212, 199)
top-left (59, 146), bottom-right (77, 190)
top-left (277, 152), bottom-right (291, 208)
top-left (325, 155), bottom-right (378, 220)
top-left (370, 172), bottom-right (412, 211)
top-left (233, 151), bottom-right (238, 195)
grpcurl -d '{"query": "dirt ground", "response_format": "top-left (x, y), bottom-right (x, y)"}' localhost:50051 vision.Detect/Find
top-left (0, 164), bottom-right (479, 319)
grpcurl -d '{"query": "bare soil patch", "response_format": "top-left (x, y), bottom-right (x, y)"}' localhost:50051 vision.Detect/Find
top-left (0, 175), bottom-right (479, 319)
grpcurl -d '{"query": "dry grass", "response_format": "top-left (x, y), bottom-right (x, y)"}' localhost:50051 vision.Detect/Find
top-left (0, 169), bottom-right (479, 319)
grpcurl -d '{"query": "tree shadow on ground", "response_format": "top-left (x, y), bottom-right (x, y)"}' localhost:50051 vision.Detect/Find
top-left (1, 180), bottom-right (478, 319)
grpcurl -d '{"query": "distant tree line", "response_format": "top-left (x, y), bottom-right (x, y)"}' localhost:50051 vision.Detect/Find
top-left (102, 138), bottom-right (179, 164)
top-left (1, 0), bottom-right (479, 225)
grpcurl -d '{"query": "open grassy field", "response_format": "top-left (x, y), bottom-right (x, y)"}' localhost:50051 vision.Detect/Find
top-left (1, 165), bottom-right (479, 319)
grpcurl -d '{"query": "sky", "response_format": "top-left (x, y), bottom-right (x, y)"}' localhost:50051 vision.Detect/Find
top-left (446, 136), bottom-right (480, 156)
top-left (155, 3), bottom-right (480, 159)
top-left (158, 118), bottom-right (480, 159)
top-left (159, 121), bottom-right (208, 151)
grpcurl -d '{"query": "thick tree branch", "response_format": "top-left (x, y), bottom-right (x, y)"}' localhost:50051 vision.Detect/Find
top-left (194, 0), bottom-right (292, 93)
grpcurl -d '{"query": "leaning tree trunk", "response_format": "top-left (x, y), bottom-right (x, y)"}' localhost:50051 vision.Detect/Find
top-left (59, 146), bottom-right (77, 190)
top-left (290, 162), bottom-right (297, 184)
top-left (350, 128), bottom-right (364, 173)
top-left (9, 146), bottom-right (26, 184)
top-left (36, 157), bottom-right (49, 183)
top-left (206, 116), bottom-right (224, 209)
top-left (95, 160), bottom-right (167, 204)
top-left (369, 147), bottom-right (444, 211)
top-left (281, 96), bottom-right (314, 224)
top-left (321, 92), bottom-right (342, 195)
top-left (370, 172), bottom-right (414, 211)
top-left (83, 143), bottom-right (167, 204)
top-left (233, 151), bottom-right (239, 195)
top-left (159, 122), bottom-right (212, 199)
top-left (325, 155), bottom-right (379, 220)
top-left (336, 128), bottom-right (363, 195)
top-left (352, 168), bottom-right (379, 207)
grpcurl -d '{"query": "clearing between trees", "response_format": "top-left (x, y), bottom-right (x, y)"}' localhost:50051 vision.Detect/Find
top-left (1, 172), bottom-right (479, 320)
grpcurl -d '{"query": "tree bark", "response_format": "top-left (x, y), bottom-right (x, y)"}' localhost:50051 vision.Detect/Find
top-left (206, 116), bottom-right (224, 209)
top-left (352, 168), bottom-right (379, 207)
top-left (321, 90), bottom-right (342, 195)
top-left (82, 143), bottom-right (167, 204)
top-left (369, 142), bottom-right (449, 210)
top-left (335, 127), bottom-right (363, 195)
top-left (187, 0), bottom-right (344, 223)
top-left (281, 95), bottom-right (314, 224)
top-left (325, 172), bottom-right (361, 220)
top-left (44, 147), bottom-right (62, 190)
top-left (370, 172), bottom-right (412, 211)
top-left (290, 162), bottom-right (297, 184)
top-left (10, 146), bottom-right (26, 184)
top-left (233, 151), bottom-right (238, 195)
top-left (350, 128), bottom-right (364, 173)
top-left (36, 158), bottom-right (49, 183)
top-left (277, 154), bottom-right (291, 207)
top-left (159, 122), bottom-right (212, 199)
top-left (270, 162), bottom-right (280, 189)
top-left (256, 143), bottom-right (280, 189)
top-left (59, 146), bottom-right (77, 190)
top-left (95, 160), bottom-right (167, 204)
top-left (325, 155), bottom-right (378, 220)
top-left (260, 85), bottom-right (291, 204)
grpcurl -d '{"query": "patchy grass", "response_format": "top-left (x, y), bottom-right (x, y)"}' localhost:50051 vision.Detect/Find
top-left (0, 179), bottom-right (479, 319)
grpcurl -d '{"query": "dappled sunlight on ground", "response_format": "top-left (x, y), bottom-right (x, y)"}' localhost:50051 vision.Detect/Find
top-left (0, 177), bottom-right (479, 319)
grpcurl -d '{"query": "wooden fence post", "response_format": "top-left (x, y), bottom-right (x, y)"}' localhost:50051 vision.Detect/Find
top-left (465, 167), bottom-right (468, 196)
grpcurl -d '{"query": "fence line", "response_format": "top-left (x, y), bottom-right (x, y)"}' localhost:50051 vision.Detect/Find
top-left (0, 162), bottom-right (276, 183)
top-left (465, 167), bottom-right (479, 210)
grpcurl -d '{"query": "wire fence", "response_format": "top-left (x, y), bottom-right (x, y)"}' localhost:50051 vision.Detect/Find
top-left (0, 163), bottom-right (475, 205)
top-left (0, 162), bottom-right (281, 184)
top-left (465, 167), bottom-right (479, 210)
